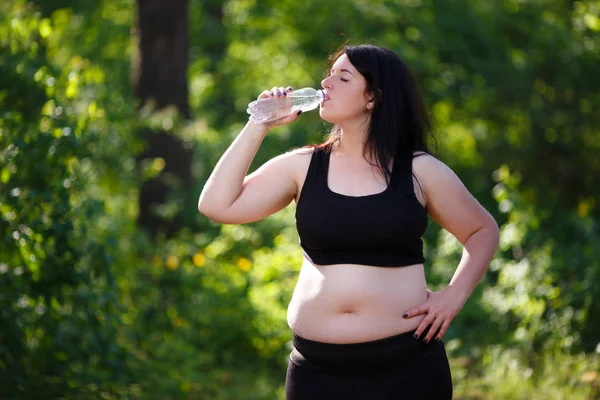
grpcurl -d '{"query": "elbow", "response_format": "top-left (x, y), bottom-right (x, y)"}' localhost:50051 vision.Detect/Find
top-left (198, 199), bottom-right (235, 224)
top-left (197, 194), bottom-right (209, 215)
top-left (198, 204), bottom-right (223, 223)
top-left (198, 200), bottom-right (220, 222)
top-left (197, 201), bottom-right (210, 218)
top-left (490, 212), bottom-right (500, 233)
top-left (197, 194), bottom-right (219, 220)
top-left (486, 215), bottom-right (500, 251)
top-left (464, 215), bottom-right (500, 251)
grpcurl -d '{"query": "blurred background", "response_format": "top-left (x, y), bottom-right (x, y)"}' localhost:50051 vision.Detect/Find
top-left (1, 0), bottom-right (599, 398)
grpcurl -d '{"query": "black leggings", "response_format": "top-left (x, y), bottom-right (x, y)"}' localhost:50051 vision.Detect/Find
top-left (285, 329), bottom-right (453, 400)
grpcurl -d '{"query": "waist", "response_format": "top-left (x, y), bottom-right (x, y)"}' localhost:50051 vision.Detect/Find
top-left (290, 328), bottom-right (446, 375)
top-left (287, 258), bottom-right (428, 343)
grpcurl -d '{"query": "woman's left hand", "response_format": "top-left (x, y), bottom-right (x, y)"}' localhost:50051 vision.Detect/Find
top-left (403, 286), bottom-right (467, 343)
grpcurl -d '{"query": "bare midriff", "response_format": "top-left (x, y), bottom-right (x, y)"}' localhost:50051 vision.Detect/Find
top-left (287, 257), bottom-right (428, 344)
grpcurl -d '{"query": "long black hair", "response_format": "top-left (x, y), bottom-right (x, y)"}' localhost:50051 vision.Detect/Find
top-left (317, 44), bottom-right (436, 185)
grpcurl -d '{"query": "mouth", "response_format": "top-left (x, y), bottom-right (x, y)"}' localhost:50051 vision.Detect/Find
top-left (322, 91), bottom-right (331, 102)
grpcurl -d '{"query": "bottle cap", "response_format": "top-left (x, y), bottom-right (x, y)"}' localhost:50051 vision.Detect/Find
top-left (318, 90), bottom-right (326, 103)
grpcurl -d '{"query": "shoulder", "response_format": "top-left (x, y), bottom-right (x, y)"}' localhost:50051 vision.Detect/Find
top-left (410, 152), bottom-right (465, 202)
top-left (411, 151), bottom-right (455, 182)
top-left (279, 147), bottom-right (318, 198)
top-left (290, 146), bottom-right (316, 157)
top-left (410, 152), bottom-right (472, 210)
top-left (410, 152), bottom-right (497, 245)
top-left (279, 146), bottom-right (315, 165)
top-left (264, 146), bottom-right (315, 182)
top-left (263, 146), bottom-right (314, 168)
top-left (287, 146), bottom-right (316, 175)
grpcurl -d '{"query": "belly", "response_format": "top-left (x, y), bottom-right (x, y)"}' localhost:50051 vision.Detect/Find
top-left (287, 258), bottom-right (428, 344)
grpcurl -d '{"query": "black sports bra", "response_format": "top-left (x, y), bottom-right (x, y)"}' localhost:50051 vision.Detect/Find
top-left (295, 147), bottom-right (428, 267)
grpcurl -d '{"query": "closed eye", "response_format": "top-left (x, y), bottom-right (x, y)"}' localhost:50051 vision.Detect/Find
top-left (324, 73), bottom-right (349, 83)
top-left (329, 68), bottom-right (352, 82)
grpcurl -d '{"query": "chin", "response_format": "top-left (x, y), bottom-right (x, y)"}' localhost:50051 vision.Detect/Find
top-left (318, 108), bottom-right (336, 124)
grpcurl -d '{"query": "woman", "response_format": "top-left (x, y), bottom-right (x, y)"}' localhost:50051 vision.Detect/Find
top-left (198, 44), bottom-right (499, 399)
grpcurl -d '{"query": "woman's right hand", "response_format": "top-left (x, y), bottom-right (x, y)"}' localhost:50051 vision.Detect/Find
top-left (251, 86), bottom-right (302, 129)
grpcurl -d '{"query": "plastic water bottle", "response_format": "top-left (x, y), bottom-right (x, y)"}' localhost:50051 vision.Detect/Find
top-left (247, 87), bottom-right (326, 123)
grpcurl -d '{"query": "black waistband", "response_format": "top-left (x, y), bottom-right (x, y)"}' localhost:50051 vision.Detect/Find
top-left (293, 330), bottom-right (420, 356)
top-left (291, 328), bottom-right (443, 375)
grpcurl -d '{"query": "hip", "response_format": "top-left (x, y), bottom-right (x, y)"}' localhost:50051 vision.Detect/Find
top-left (286, 329), bottom-right (453, 399)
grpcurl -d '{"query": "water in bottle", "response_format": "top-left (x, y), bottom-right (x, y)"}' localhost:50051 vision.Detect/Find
top-left (247, 87), bottom-right (326, 123)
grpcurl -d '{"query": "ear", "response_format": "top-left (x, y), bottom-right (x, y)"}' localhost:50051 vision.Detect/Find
top-left (365, 91), bottom-right (376, 110)
top-left (365, 89), bottom-right (380, 110)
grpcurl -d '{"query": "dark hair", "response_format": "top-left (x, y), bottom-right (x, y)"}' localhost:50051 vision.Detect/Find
top-left (316, 44), bottom-right (436, 185)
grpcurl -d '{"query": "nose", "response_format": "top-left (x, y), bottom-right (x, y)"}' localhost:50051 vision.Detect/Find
top-left (321, 76), bottom-right (332, 90)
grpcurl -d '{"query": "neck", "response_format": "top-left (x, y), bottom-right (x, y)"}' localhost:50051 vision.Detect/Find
top-left (335, 116), bottom-right (370, 159)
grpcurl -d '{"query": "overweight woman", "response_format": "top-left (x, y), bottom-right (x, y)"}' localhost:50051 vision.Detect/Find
top-left (198, 44), bottom-right (499, 399)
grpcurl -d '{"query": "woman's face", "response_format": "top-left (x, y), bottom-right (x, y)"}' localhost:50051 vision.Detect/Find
top-left (319, 53), bottom-right (373, 125)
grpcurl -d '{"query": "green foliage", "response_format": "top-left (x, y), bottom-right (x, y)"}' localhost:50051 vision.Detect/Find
top-left (452, 346), bottom-right (600, 399)
top-left (0, 1), bottom-right (139, 397)
top-left (2, 0), bottom-right (600, 399)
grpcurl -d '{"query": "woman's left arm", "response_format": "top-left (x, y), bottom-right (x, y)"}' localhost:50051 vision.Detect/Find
top-left (403, 154), bottom-right (500, 343)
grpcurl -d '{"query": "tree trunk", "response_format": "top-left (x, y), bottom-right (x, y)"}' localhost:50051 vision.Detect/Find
top-left (134, 0), bottom-right (192, 238)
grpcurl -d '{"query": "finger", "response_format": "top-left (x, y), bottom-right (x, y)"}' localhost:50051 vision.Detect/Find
top-left (434, 319), bottom-right (451, 342)
top-left (271, 86), bottom-right (282, 97)
top-left (403, 303), bottom-right (429, 319)
top-left (423, 317), bottom-right (444, 343)
top-left (258, 90), bottom-right (273, 100)
top-left (278, 86), bottom-right (288, 96)
top-left (265, 110), bottom-right (301, 128)
top-left (412, 314), bottom-right (436, 340)
top-left (280, 110), bottom-right (302, 123)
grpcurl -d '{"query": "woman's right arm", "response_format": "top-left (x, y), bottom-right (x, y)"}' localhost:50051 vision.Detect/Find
top-left (198, 89), bottom-right (302, 224)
